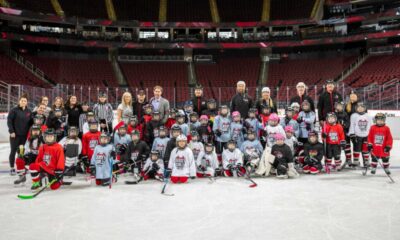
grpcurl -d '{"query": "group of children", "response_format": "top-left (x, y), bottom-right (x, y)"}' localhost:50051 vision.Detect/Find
top-left (12, 95), bottom-right (394, 190)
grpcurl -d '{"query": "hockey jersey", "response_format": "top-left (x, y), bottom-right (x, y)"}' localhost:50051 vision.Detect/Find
top-left (244, 118), bottom-right (263, 138)
top-left (304, 142), bottom-right (324, 162)
top-left (271, 144), bottom-right (293, 164)
top-left (196, 151), bottom-right (219, 175)
top-left (368, 125), bottom-right (393, 157)
top-left (197, 125), bottom-right (214, 144)
top-left (222, 148), bottom-right (243, 169)
top-left (297, 111), bottom-right (316, 139)
top-left (240, 140), bottom-right (263, 158)
top-left (143, 158), bottom-right (165, 175)
top-left (213, 115), bottom-right (231, 142)
top-left (82, 131), bottom-right (101, 159)
top-left (152, 137), bottom-right (170, 159)
top-left (349, 113), bottom-right (373, 137)
top-left (168, 147), bottom-right (196, 177)
top-left (90, 144), bottom-right (115, 179)
top-left (113, 133), bottom-right (131, 147)
top-left (264, 124), bottom-right (286, 147)
top-left (35, 143), bottom-right (65, 174)
top-left (285, 136), bottom-right (298, 155)
top-left (230, 122), bottom-right (245, 148)
top-left (59, 137), bottom-right (82, 167)
top-left (24, 137), bottom-right (42, 156)
top-left (173, 123), bottom-right (189, 137)
top-left (323, 123), bottom-right (345, 145)
top-left (280, 117), bottom-right (300, 138)
top-left (188, 141), bottom-right (204, 161)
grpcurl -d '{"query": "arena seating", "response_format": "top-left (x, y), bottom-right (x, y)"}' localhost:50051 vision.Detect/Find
top-left (217, 0), bottom-right (263, 22)
top-left (0, 54), bottom-right (50, 88)
top-left (167, 0), bottom-right (211, 22)
top-left (58, 0), bottom-right (108, 19)
top-left (113, 0), bottom-right (160, 21)
top-left (344, 55), bottom-right (400, 87)
top-left (270, 0), bottom-right (315, 20)
top-left (23, 55), bottom-right (119, 87)
top-left (8, 0), bottom-right (55, 14)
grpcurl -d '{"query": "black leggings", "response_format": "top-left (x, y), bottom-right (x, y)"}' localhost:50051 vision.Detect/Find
top-left (9, 135), bottom-right (27, 168)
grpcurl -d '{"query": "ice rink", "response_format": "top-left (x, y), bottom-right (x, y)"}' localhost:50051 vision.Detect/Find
top-left (1, 142), bottom-right (400, 240)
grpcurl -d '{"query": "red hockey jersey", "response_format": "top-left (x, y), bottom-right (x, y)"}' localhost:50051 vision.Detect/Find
top-left (165, 118), bottom-right (176, 130)
top-left (323, 123), bottom-right (345, 145)
top-left (127, 124), bottom-right (144, 140)
top-left (82, 131), bottom-right (101, 159)
top-left (35, 143), bottom-right (65, 174)
top-left (368, 125), bottom-right (393, 157)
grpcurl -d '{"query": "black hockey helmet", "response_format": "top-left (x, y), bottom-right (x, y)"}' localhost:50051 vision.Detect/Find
top-left (44, 128), bottom-right (56, 145)
top-left (100, 132), bottom-right (111, 146)
top-left (308, 130), bottom-right (318, 143)
top-left (88, 119), bottom-right (98, 132)
top-left (150, 150), bottom-right (160, 160)
top-left (356, 102), bottom-right (367, 114)
top-left (205, 142), bottom-right (214, 153)
top-left (68, 126), bottom-right (79, 138)
top-left (326, 112), bottom-right (337, 124)
top-left (374, 113), bottom-right (386, 126)
top-left (33, 114), bottom-right (45, 125)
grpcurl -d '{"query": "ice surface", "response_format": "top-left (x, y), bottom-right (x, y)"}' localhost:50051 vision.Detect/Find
top-left (0, 142), bottom-right (400, 240)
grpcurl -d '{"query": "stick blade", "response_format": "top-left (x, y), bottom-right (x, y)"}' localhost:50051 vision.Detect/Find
top-left (17, 194), bottom-right (35, 200)
top-left (249, 183), bottom-right (257, 188)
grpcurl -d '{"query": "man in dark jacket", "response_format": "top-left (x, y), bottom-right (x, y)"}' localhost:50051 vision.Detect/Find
top-left (191, 84), bottom-right (207, 115)
top-left (132, 89), bottom-right (148, 123)
top-left (317, 79), bottom-right (343, 122)
top-left (7, 95), bottom-right (32, 175)
top-left (230, 80), bottom-right (253, 119)
top-left (290, 82), bottom-right (315, 112)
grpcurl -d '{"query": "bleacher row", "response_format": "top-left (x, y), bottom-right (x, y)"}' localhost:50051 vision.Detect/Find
top-left (1, 53), bottom-right (399, 98)
top-left (6, 0), bottom-right (315, 22)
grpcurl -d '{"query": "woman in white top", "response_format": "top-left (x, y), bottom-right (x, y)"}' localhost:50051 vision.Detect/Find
top-left (32, 96), bottom-right (52, 117)
top-left (117, 92), bottom-right (133, 124)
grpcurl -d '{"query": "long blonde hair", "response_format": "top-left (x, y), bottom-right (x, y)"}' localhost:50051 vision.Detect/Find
top-left (121, 92), bottom-right (132, 108)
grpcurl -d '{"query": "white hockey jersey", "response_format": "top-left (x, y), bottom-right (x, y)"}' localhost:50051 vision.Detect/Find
top-left (113, 133), bottom-right (131, 147)
top-left (196, 151), bottom-right (219, 176)
top-left (264, 124), bottom-right (286, 147)
top-left (59, 137), bottom-right (82, 167)
top-left (349, 113), bottom-right (373, 137)
top-left (285, 136), bottom-right (298, 155)
top-left (222, 148), bottom-right (243, 169)
top-left (188, 141), bottom-right (204, 160)
top-left (142, 158), bottom-right (165, 175)
top-left (168, 147), bottom-right (196, 177)
top-left (152, 137), bottom-right (170, 159)
top-left (24, 138), bottom-right (42, 156)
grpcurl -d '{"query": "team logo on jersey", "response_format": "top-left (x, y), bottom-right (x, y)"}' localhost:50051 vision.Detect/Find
top-left (374, 134), bottom-right (384, 145)
top-left (130, 151), bottom-right (139, 161)
top-left (96, 152), bottom-right (106, 166)
top-left (89, 139), bottom-right (98, 149)
top-left (221, 122), bottom-right (230, 132)
top-left (175, 155), bottom-right (185, 170)
top-left (43, 154), bottom-right (51, 165)
top-left (202, 134), bottom-right (209, 143)
top-left (274, 151), bottom-right (283, 159)
top-left (153, 128), bottom-right (159, 138)
top-left (155, 144), bottom-right (166, 153)
top-left (309, 149), bottom-right (318, 157)
top-left (228, 159), bottom-right (237, 165)
top-left (357, 119), bottom-right (368, 132)
top-left (329, 132), bottom-right (338, 142)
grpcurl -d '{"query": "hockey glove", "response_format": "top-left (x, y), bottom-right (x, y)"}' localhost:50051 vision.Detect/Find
top-left (367, 144), bottom-right (373, 153)
top-left (384, 146), bottom-right (391, 153)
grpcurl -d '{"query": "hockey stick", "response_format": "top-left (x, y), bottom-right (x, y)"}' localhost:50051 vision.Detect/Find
top-left (237, 168), bottom-right (257, 188)
top-left (377, 159), bottom-right (395, 184)
top-left (161, 171), bottom-right (174, 196)
top-left (17, 166), bottom-right (74, 200)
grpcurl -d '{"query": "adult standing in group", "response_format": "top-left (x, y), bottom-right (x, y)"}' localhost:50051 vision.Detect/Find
top-left (32, 96), bottom-right (51, 117)
top-left (149, 85), bottom-right (170, 124)
top-left (93, 92), bottom-right (114, 133)
top-left (230, 80), bottom-right (253, 119)
top-left (191, 84), bottom-right (207, 115)
top-left (290, 82), bottom-right (315, 112)
top-left (317, 79), bottom-right (343, 123)
top-left (64, 95), bottom-right (82, 128)
top-left (255, 87), bottom-right (277, 114)
top-left (7, 94), bottom-right (32, 175)
top-left (132, 89), bottom-right (148, 122)
top-left (117, 92), bottom-right (133, 124)
top-left (345, 91), bottom-right (359, 116)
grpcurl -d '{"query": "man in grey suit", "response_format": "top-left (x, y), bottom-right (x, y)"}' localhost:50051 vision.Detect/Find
top-left (149, 85), bottom-right (170, 124)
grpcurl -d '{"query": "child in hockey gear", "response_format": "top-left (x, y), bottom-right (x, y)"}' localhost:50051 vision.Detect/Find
top-left (127, 115), bottom-right (143, 139)
top-left (271, 133), bottom-right (298, 179)
top-left (29, 129), bottom-right (65, 190)
top-left (143, 104), bottom-right (153, 123)
top-left (152, 126), bottom-right (170, 159)
top-left (222, 140), bottom-right (245, 177)
top-left (322, 112), bottom-right (346, 171)
top-left (291, 102), bottom-right (301, 120)
top-left (163, 125), bottom-right (182, 167)
top-left (165, 108), bottom-right (177, 129)
top-left (32, 114), bottom-right (47, 133)
top-left (46, 108), bottom-right (66, 142)
top-left (349, 102), bottom-right (373, 168)
top-left (197, 115), bottom-right (214, 144)
top-left (183, 101), bottom-right (194, 121)
top-left (189, 112), bottom-right (200, 132)
top-left (175, 112), bottom-right (189, 136)
top-left (202, 98), bottom-right (218, 124)
top-left (297, 100), bottom-right (316, 144)
top-left (303, 131), bottom-right (324, 174)
top-left (196, 143), bottom-right (219, 177)
top-left (93, 92), bottom-right (114, 134)
top-left (145, 111), bottom-right (163, 144)
top-left (142, 150), bottom-right (165, 181)
top-left (281, 107), bottom-right (300, 138)
top-left (122, 130), bottom-right (150, 182)
top-left (114, 123), bottom-right (131, 161)
top-left (14, 125), bottom-right (43, 185)
top-left (240, 130), bottom-right (263, 173)
top-left (213, 105), bottom-right (231, 156)
top-left (335, 101), bottom-right (351, 166)
top-left (82, 120), bottom-right (101, 172)
top-left (284, 125), bottom-right (298, 155)
top-left (90, 132), bottom-right (116, 186)
top-left (367, 113), bottom-right (393, 175)
top-left (79, 102), bottom-right (90, 137)
top-left (264, 113), bottom-right (286, 147)
top-left (166, 135), bottom-right (196, 183)
top-left (188, 131), bottom-right (204, 161)
top-left (244, 108), bottom-right (263, 139)
top-left (58, 126), bottom-right (82, 177)
top-left (230, 111), bottom-right (245, 148)
top-left (82, 111), bottom-right (96, 134)
top-left (259, 104), bottom-right (271, 127)
top-left (99, 119), bottom-right (109, 133)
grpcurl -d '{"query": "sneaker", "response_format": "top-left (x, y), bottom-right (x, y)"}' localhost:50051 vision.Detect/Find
top-left (31, 181), bottom-right (42, 190)
top-left (14, 175), bottom-right (26, 185)
top-left (303, 165), bottom-right (311, 174)
top-left (10, 168), bottom-right (16, 176)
